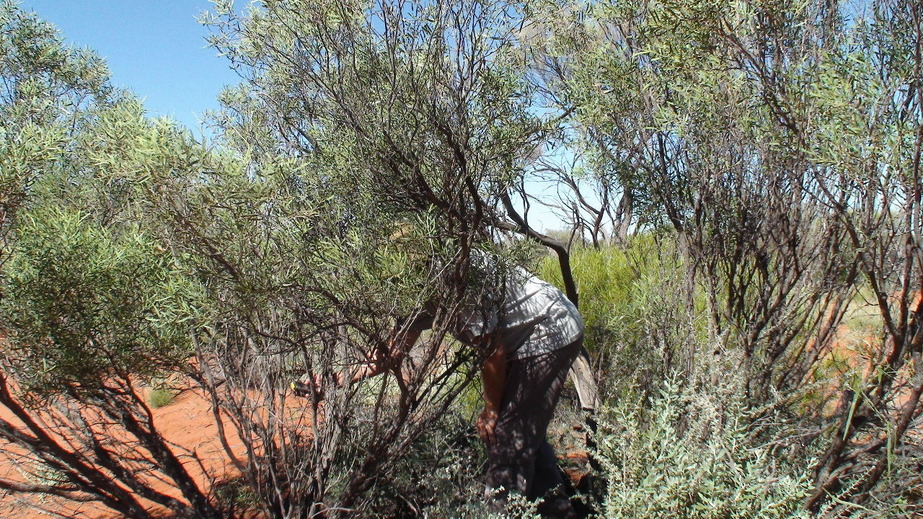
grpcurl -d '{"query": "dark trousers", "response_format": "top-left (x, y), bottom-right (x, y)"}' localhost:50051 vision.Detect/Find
top-left (485, 338), bottom-right (582, 517)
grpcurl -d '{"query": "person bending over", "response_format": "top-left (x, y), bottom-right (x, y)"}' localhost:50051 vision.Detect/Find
top-left (304, 255), bottom-right (584, 517)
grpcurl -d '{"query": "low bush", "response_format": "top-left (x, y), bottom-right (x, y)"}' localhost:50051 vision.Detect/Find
top-left (148, 387), bottom-right (177, 408)
top-left (594, 378), bottom-right (812, 519)
top-left (360, 411), bottom-right (488, 518)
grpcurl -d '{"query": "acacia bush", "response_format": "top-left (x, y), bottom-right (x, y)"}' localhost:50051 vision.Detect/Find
top-left (544, 236), bottom-right (921, 518)
top-left (532, 0), bottom-right (923, 511)
top-left (0, 4), bottom-right (224, 516)
top-left (0, 205), bottom-right (218, 518)
top-left (2, 205), bottom-right (196, 386)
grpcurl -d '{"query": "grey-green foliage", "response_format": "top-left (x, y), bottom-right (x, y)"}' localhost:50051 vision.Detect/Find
top-left (204, 0), bottom-right (544, 230)
top-left (0, 0), bottom-right (112, 246)
top-left (0, 0), bottom-right (110, 121)
top-left (0, 6), bottom-right (224, 515)
top-left (0, 4), bottom-right (209, 394)
top-left (188, 3), bottom-right (565, 515)
top-left (541, 0), bottom-right (922, 510)
top-left (1, 205), bottom-right (198, 396)
top-left (532, 0), bottom-right (820, 381)
top-left (596, 378), bottom-right (812, 519)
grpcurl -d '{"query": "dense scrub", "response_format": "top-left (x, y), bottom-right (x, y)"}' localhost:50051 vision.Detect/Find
top-left (542, 241), bottom-right (920, 518)
top-left (1, 0), bottom-right (921, 517)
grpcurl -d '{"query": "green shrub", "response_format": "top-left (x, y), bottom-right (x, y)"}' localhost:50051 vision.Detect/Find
top-left (537, 235), bottom-right (705, 397)
top-left (0, 206), bottom-right (201, 396)
top-left (148, 387), bottom-right (177, 408)
top-left (594, 378), bottom-right (812, 519)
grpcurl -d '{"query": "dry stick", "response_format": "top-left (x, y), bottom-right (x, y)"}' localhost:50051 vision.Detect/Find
top-left (854, 376), bottom-right (923, 503)
top-left (0, 477), bottom-right (95, 502)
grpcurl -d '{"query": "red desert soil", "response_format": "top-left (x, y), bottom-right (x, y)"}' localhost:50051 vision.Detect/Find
top-left (0, 387), bottom-right (246, 519)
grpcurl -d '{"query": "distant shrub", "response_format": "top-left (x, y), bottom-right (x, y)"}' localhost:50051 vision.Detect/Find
top-left (537, 235), bottom-right (704, 397)
top-left (148, 387), bottom-right (177, 408)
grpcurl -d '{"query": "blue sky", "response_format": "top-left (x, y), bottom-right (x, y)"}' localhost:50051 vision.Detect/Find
top-left (21, 0), bottom-right (240, 134)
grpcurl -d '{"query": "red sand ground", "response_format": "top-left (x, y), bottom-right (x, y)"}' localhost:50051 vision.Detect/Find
top-left (0, 387), bottom-right (245, 518)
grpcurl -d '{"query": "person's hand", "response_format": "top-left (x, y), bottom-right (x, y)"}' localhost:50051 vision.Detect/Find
top-left (476, 407), bottom-right (499, 446)
top-left (292, 373), bottom-right (330, 400)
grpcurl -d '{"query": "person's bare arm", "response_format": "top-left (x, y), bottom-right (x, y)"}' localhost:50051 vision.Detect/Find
top-left (296, 328), bottom-right (423, 398)
top-left (342, 328), bottom-right (422, 385)
top-left (477, 342), bottom-right (506, 445)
